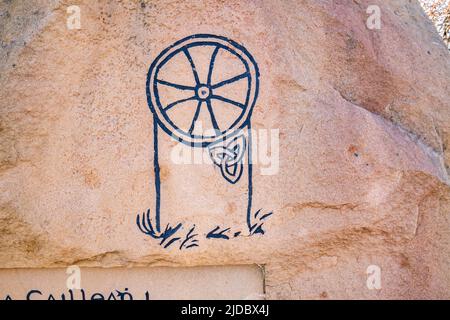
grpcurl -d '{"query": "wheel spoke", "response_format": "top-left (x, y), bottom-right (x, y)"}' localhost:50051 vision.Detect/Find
top-left (183, 48), bottom-right (200, 85)
top-left (188, 100), bottom-right (203, 134)
top-left (164, 96), bottom-right (196, 111)
top-left (211, 72), bottom-right (249, 89)
top-left (206, 99), bottom-right (220, 131)
top-left (207, 47), bottom-right (220, 86)
top-left (157, 79), bottom-right (195, 91)
top-left (211, 95), bottom-right (245, 109)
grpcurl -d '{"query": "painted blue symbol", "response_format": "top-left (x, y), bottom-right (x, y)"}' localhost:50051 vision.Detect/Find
top-left (209, 134), bottom-right (246, 184)
top-left (137, 34), bottom-right (272, 249)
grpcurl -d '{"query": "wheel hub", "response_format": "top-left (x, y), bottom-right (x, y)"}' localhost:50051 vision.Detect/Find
top-left (196, 85), bottom-right (211, 100)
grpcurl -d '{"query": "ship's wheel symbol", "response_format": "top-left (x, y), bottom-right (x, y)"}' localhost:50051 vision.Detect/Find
top-left (146, 34), bottom-right (259, 147)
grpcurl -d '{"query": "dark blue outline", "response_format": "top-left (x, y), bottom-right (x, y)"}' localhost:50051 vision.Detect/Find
top-left (154, 42), bottom-right (251, 144)
top-left (139, 34), bottom-right (266, 248)
top-left (146, 34), bottom-right (260, 148)
top-left (206, 226), bottom-right (231, 240)
top-left (210, 94), bottom-right (245, 109)
top-left (153, 114), bottom-right (161, 232)
top-left (156, 79), bottom-right (195, 91)
top-left (211, 72), bottom-right (249, 89)
top-left (206, 99), bottom-right (220, 131)
top-left (136, 209), bottom-right (182, 248)
top-left (182, 47), bottom-right (200, 85)
top-left (246, 123), bottom-right (253, 231)
top-left (209, 134), bottom-right (246, 184)
top-left (179, 226), bottom-right (199, 249)
top-left (164, 96), bottom-right (197, 111)
top-left (207, 46), bottom-right (220, 86)
top-left (188, 100), bottom-right (203, 134)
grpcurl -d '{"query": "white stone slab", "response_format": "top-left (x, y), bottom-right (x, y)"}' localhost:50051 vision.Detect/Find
top-left (0, 265), bottom-right (264, 300)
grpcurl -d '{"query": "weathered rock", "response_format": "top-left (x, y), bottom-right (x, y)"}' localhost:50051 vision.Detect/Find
top-left (1, 0), bottom-right (449, 299)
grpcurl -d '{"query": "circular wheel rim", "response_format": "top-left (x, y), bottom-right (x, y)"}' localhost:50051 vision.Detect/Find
top-left (146, 34), bottom-right (259, 147)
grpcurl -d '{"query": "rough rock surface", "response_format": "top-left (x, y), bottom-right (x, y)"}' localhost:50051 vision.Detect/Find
top-left (1, 0), bottom-right (450, 299)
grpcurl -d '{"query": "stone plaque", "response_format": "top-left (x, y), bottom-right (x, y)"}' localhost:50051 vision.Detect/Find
top-left (0, 265), bottom-right (264, 300)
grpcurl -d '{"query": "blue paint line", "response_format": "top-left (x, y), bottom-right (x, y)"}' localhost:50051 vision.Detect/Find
top-left (153, 115), bottom-right (161, 232)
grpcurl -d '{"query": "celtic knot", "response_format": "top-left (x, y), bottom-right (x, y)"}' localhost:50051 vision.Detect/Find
top-left (208, 135), bottom-right (247, 184)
